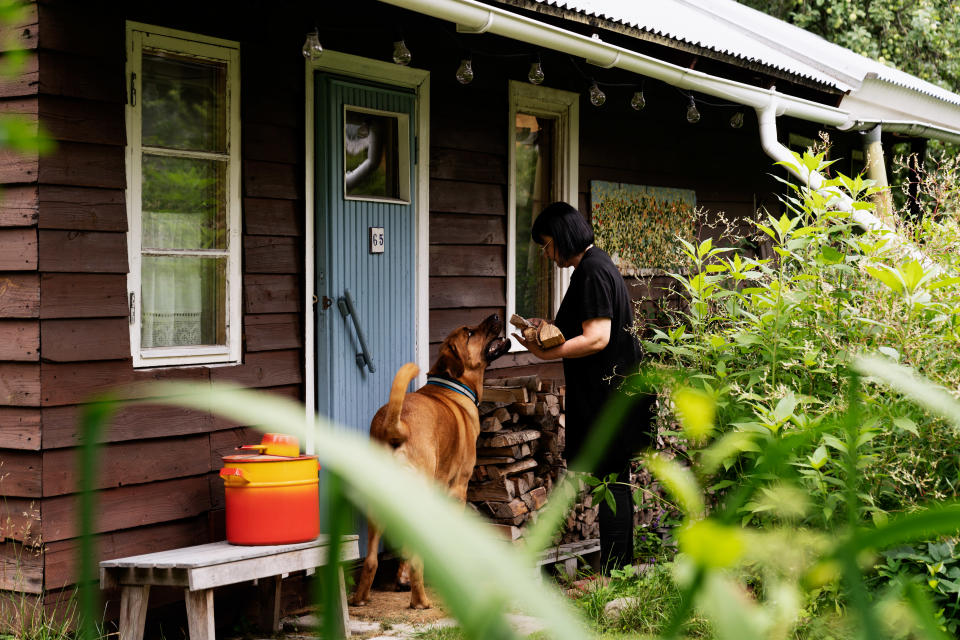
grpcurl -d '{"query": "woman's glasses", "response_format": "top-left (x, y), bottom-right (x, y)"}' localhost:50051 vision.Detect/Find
top-left (540, 239), bottom-right (553, 256)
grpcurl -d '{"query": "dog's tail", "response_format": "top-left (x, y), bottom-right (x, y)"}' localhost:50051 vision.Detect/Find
top-left (383, 362), bottom-right (419, 447)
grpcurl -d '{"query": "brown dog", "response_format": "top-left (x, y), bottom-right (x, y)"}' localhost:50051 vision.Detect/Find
top-left (349, 313), bottom-right (510, 609)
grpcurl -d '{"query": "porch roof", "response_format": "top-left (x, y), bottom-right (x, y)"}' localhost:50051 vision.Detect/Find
top-left (503, 0), bottom-right (960, 134)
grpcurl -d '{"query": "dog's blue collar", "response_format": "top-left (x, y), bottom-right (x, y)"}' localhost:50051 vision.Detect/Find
top-left (426, 375), bottom-right (479, 406)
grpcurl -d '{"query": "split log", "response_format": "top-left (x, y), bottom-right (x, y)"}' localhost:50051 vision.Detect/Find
top-left (480, 429), bottom-right (540, 448)
top-left (467, 477), bottom-right (515, 502)
top-left (480, 416), bottom-right (502, 432)
top-left (482, 386), bottom-right (528, 403)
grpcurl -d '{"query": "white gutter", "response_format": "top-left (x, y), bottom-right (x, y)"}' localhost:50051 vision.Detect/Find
top-left (378, 0), bottom-right (941, 270)
top-left (843, 119), bottom-right (960, 146)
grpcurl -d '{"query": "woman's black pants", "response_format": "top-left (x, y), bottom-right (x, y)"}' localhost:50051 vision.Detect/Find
top-left (598, 481), bottom-right (634, 572)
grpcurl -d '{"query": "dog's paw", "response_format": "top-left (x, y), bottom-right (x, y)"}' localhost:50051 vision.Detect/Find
top-left (348, 596), bottom-right (368, 607)
top-left (409, 601), bottom-right (432, 610)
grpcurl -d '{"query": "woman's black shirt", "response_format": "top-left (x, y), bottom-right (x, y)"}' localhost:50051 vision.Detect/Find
top-left (553, 246), bottom-right (648, 475)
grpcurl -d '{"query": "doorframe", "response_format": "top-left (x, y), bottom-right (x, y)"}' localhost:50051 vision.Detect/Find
top-left (304, 51), bottom-right (430, 454)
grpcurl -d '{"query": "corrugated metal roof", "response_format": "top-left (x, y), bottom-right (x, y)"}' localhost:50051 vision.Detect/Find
top-left (522, 0), bottom-right (960, 107)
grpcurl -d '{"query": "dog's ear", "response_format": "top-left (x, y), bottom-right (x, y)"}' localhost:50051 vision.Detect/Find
top-left (430, 339), bottom-right (465, 379)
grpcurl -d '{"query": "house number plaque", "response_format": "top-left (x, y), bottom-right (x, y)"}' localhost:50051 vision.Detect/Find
top-left (369, 227), bottom-right (384, 254)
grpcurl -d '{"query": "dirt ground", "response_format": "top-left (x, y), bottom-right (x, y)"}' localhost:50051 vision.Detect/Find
top-left (347, 586), bottom-right (451, 628)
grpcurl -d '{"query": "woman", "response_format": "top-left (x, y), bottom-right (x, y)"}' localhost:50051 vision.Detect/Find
top-left (513, 201), bottom-right (652, 572)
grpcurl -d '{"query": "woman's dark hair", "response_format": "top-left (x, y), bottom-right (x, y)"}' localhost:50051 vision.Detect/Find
top-left (531, 201), bottom-right (594, 260)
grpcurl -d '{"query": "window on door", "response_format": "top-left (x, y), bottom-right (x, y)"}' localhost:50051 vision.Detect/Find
top-left (125, 23), bottom-right (241, 367)
top-left (507, 81), bottom-right (579, 350)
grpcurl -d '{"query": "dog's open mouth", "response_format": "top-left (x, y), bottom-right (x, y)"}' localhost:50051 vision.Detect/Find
top-left (485, 336), bottom-right (510, 362)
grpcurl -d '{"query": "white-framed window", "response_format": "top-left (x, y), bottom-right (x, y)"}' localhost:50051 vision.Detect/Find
top-left (507, 80), bottom-right (579, 351)
top-left (125, 22), bottom-right (241, 368)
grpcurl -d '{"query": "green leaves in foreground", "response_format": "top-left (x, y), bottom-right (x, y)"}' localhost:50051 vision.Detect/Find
top-left (77, 383), bottom-right (590, 640)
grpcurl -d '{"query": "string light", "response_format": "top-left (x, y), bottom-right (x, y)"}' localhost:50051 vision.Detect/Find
top-left (630, 90), bottom-right (646, 111)
top-left (455, 57), bottom-right (474, 84)
top-left (301, 30), bottom-right (323, 61)
top-left (730, 111), bottom-right (744, 129)
top-left (686, 95), bottom-right (700, 123)
top-left (589, 81), bottom-right (606, 107)
top-left (392, 39), bottom-right (412, 66)
top-left (528, 55), bottom-right (545, 85)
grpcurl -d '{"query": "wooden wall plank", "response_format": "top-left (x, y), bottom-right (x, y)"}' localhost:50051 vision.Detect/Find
top-left (209, 427), bottom-right (259, 470)
top-left (37, 230), bottom-right (127, 273)
top-left (429, 307), bottom-right (503, 343)
top-left (0, 273), bottom-right (39, 317)
top-left (243, 160), bottom-right (299, 200)
top-left (0, 496), bottom-right (40, 543)
top-left (37, 51), bottom-right (122, 103)
top-left (429, 245), bottom-right (504, 276)
top-left (39, 142), bottom-right (125, 189)
top-left (0, 227), bottom-right (37, 270)
top-left (0, 184), bottom-right (39, 226)
top-left (0, 362), bottom-right (40, 406)
top-left (40, 318), bottom-right (130, 361)
top-left (39, 273), bottom-right (127, 318)
top-left (42, 435), bottom-right (212, 497)
top-left (43, 516), bottom-right (209, 591)
top-left (37, 185), bottom-right (126, 231)
top-left (244, 236), bottom-right (299, 274)
top-left (0, 319), bottom-right (38, 360)
top-left (245, 123), bottom-right (298, 164)
top-left (36, 3), bottom-right (118, 59)
top-left (430, 180), bottom-right (504, 215)
top-left (42, 404), bottom-right (214, 449)
top-left (244, 197), bottom-right (299, 236)
top-left (245, 274), bottom-right (299, 313)
top-left (41, 476), bottom-right (212, 542)
top-left (0, 3), bottom-right (38, 53)
top-left (0, 406), bottom-right (41, 450)
top-left (0, 147), bottom-right (39, 183)
top-left (38, 96), bottom-right (124, 146)
top-left (244, 313), bottom-right (302, 352)
top-left (40, 361), bottom-right (209, 407)
top-left (0, 449), bottom-right (41, 496)
top-left (429, 277), bottom-right (504, 308)
top-left (429, 147), bottom-right (505, 184)
top-left (0, 541), bottom-right (43, 593)
top-left (429, 214), bottom-right (504, 245)
top-left (209, 350), bottom-right (301, 388)
top-left (0, 53), bottom-right (37, 99)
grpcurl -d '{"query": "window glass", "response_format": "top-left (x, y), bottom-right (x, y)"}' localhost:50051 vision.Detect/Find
top-left (141, 256), bottom-right (226, 348)
top-left (344, 108), bottom-right (400, 199)
top-left (514, 113), bottom-right (555, 320)
top-left (141, 154), bottom-right (227, 250)
top-left (142, 52), bottom-right (226, 152)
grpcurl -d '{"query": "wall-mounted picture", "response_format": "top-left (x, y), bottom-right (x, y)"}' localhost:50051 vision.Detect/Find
top-left (590, 180), bottom-right (697, 273)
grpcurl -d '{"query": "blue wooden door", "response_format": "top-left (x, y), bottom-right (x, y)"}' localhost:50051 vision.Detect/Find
top-left (314, 74), bottom-right (417, 443)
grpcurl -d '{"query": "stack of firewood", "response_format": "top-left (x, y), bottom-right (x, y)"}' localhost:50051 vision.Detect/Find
top-left (467, 374), bottom-right (596, 542)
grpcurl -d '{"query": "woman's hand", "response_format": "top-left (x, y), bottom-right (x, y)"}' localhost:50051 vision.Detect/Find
top-left (512, 332), bottom-right (550, 359)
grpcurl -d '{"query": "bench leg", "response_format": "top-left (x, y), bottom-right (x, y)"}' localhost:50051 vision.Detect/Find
top-left (338, 565), bottom-right (351, 638)
top-left (184, 589), bottom-right (215, 640)
top-left (258, 575), bottom-right (282, 634)
top-left (119, 585), bottom-right (150, 640)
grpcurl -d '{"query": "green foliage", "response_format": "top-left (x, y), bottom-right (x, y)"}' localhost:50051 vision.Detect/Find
top-left (737, 0), bottom-right (960, 93)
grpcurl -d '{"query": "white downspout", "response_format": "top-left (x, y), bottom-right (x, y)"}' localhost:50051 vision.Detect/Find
top-left (756, 96), bottom-right (940, 271)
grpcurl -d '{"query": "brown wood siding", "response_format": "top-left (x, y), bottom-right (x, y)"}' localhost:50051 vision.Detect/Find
top-left (15, 6), bottom-right (308, 595)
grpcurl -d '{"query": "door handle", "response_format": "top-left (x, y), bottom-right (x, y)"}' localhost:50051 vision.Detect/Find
top-left (337, 289), bottom-right (376, 373)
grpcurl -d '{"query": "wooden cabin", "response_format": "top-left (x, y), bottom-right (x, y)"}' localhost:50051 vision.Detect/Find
top-left (2, 0), bottom-right (960, 626)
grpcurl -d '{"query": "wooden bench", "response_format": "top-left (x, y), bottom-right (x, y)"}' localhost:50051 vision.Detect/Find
top-left (100, 535), bottom-right (360, 640)
top-left (536, 539), bottom-right (601, 578)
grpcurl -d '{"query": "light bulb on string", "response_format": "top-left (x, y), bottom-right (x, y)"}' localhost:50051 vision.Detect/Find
top-left (301, 30), bottom-right (323, 61)
top-left (630, 90), bottom-right (646, 111)
top-left (455, 57), bottom-right (474, 85)
top-left (729, 111), bottom-right (744, 129)
top-left (392, 40), bottom-right (412, 66)
top-left (589, 82), bottom-right (606, 107)
top-left (686, 95), bottom-right (700, 123)
top-left (528, 55), bottom-right (545, 85)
